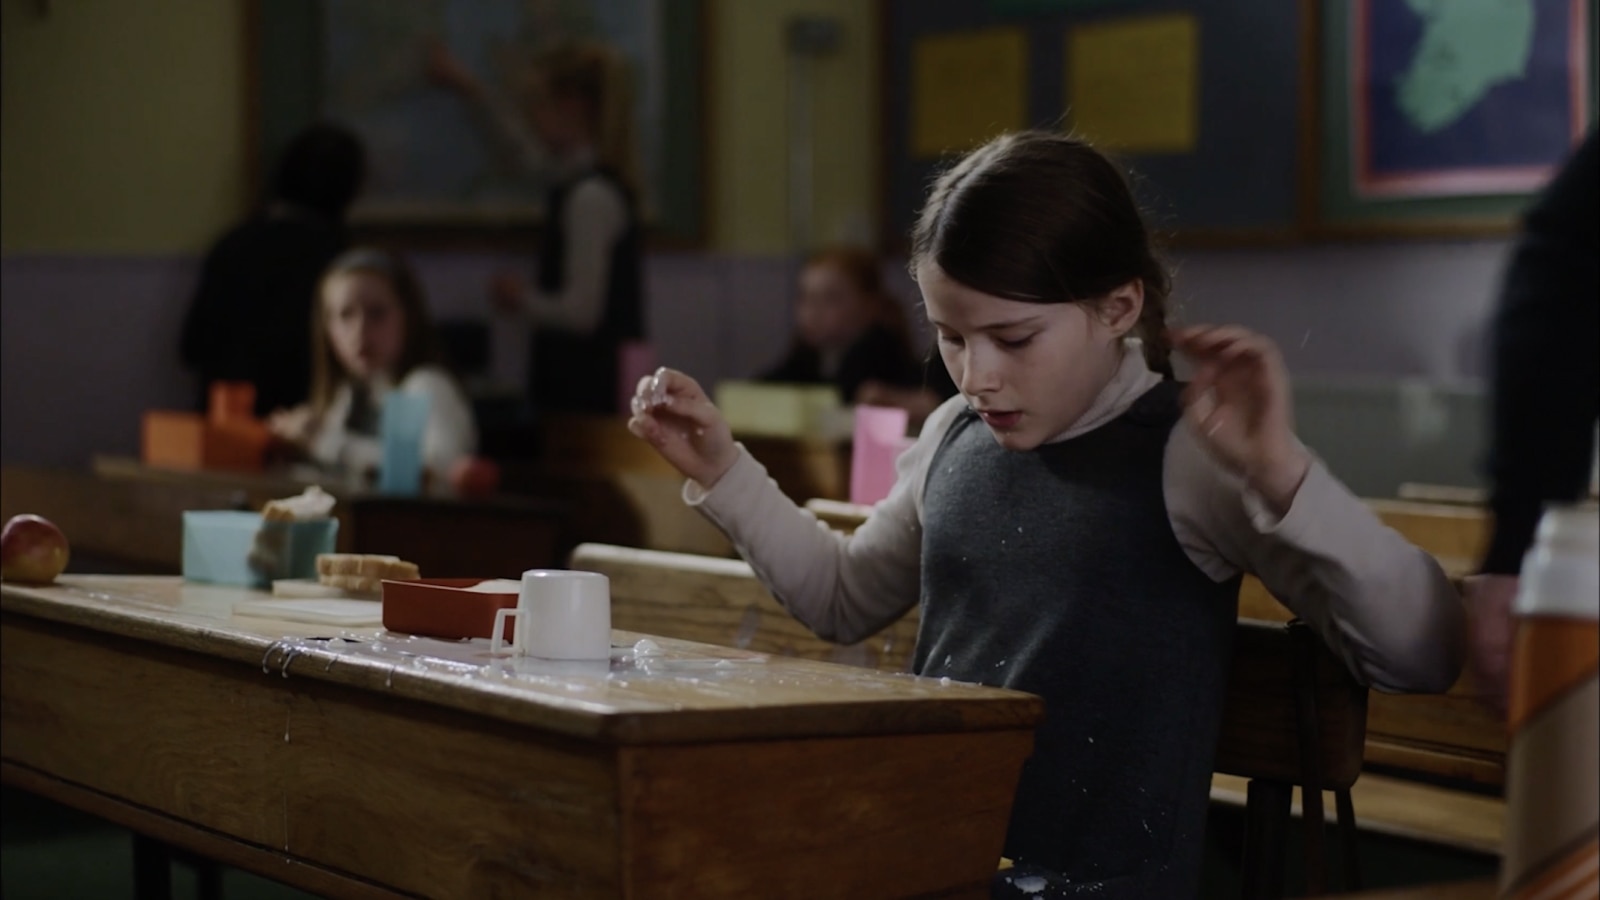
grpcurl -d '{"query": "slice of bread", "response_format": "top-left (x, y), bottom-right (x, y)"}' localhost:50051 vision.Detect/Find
top-left (314, 554), bottom-right (420, 595)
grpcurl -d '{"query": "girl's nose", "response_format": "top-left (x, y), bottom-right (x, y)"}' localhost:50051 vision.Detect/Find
top-left (958, 348), bottom-right (999, 395)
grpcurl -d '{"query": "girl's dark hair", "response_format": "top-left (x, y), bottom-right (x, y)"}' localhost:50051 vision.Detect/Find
top-left (270, 122), bottom-right (367, 219)
top-left (309, 248), bottom-right (442, 419)
top-left (910, 131), bottom-right (1174, 379)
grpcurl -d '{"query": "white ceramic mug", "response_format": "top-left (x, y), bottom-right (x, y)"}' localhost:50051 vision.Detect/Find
top-left (491, 569), bottom-right (611, 660)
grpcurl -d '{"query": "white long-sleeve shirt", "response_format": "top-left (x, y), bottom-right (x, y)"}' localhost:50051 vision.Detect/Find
top-left (687, 344), bottom-right (1466, 694)
top-left (470, 90), bottom-right (628, 337)
top-left (308, 365), bottom-right (478, 477)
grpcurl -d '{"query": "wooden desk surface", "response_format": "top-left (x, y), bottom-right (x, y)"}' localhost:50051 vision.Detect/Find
top-left (1331, 879), bottom-right (1495, 899)
top-left (1, 576), bottom-right (1039, 745)
top-left (3, 576), bottom-right (1042, 898)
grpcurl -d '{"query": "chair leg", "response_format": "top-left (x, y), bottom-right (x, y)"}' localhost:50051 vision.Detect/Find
top-left (1289, 623), bottom-right (1329, 896)
top-left (1335, 788), bottom-right (1362, 892)
top-left (131, 834), bottom-right (172, 900)
top-left (1241, 779), bottom-right (1293, 900)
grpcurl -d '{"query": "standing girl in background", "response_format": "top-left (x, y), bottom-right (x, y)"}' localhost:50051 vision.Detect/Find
top-left (430, 39), bottom-right (645, 416)
top-left (628, 131), bottom-right (1464, 898)
top-left (760, 245), bottom-right (946, 426)
top-left (269, 248), bottom-right (478, 481)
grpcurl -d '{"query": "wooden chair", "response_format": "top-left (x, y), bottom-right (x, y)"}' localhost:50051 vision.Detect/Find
top-left (1215, 620), bottom-right (1370, 898)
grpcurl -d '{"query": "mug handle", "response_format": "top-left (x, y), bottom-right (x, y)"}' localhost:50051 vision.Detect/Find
top-left (491, 608), bottom-right (525, 656)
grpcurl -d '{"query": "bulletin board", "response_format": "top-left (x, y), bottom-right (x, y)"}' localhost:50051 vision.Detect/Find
top-left (251, 0), bottom-right (707, 245)
top-left (881, 0), bottom-right (1311, 248)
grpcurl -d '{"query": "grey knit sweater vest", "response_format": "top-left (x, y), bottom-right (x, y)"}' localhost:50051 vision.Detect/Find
top-left (918, 382), bottom-right (1241, 898)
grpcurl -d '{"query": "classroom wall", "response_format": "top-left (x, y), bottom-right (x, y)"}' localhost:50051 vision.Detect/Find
top-left (0, 0), bottom-right (1509, 495)
top-left (0, 0), bottom-right (249, 255)
top-left (0, 0), bottom-right (878, 257)
top-left (710, 0), bottom-right (881, 253)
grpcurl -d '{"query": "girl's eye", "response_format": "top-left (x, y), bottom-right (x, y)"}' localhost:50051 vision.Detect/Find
top-left (999, 335), bottom-right (1035, 350)
top-left (937, 333), bottom-right (964, 347)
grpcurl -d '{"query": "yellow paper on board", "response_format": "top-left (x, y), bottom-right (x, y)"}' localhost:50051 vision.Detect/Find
top-left (912, 28), bottom-right (1028, 158)
top-left (1067, 13), bottom-right (1199, 154)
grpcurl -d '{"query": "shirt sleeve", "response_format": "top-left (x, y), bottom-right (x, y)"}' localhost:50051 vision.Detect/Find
top-left (1164, 425), bottom-right (1466, 694)
top-left (1483, 128), bottom-right (1600, 574)
top-left (525, 178), bottom-right (628, 336)
top-left (685, 395), bottom-right (969, 644)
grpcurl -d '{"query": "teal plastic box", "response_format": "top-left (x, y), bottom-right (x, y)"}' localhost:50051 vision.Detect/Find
top-left (181, 511), bottom-right (339, 587)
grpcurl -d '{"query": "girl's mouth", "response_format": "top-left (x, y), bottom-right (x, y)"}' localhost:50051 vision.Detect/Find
top-left (979, 410), bottom-right (1022, 429)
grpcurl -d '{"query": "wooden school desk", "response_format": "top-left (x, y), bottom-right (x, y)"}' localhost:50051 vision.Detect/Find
top-left (0, 576), bottom-right (1043, 899)
top-left (82, 456), bottom-right (568, 577)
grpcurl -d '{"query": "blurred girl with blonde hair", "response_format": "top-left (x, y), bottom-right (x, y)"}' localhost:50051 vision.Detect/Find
top-left (431, 37), bottom-right (645, 415)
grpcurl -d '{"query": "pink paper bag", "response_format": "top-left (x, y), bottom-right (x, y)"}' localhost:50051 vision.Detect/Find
top-left (850, 405), bottom-right (912, 506)
top-left (617, 341), bottom-right (659, 415)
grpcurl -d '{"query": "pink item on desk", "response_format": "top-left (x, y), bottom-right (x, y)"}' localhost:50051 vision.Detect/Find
top-left (850, 406), bottom-right (913, 506)
top-left (617, 341), bottom-right (659, 415)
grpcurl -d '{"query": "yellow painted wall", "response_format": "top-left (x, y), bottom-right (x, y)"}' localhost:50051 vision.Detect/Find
top-left (0, 0), bottom-right (876, 257)
top-left (0, 0), bottom-right (249, 255)
top-left (709, 0), bottom-right (880, 254)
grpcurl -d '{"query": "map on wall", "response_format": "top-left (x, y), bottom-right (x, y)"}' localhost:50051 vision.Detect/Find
top-left (321, 0), bottom-right (661, 222)
top-left (1352, 0), bottom-right (1591, 198)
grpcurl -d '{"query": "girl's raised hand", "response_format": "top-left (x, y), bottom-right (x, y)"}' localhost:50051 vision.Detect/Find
top-left (1171, 325), bottom-right (1310, 514)
top-left (626, 368), bottom-right (740, 489)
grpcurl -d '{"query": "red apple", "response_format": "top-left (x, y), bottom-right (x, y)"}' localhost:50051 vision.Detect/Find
top-left (1, 514), bottom-right (71, 584)
top-left (448, 457), bottom-right (502, 499)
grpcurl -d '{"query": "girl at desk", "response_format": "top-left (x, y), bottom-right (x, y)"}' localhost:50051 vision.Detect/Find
top-left (760, 246), bottom-right (942, 424)
top-left (627, 131), bottom-right (1465, 898)
top-left (429, 39), bottom-right (645, 417)
top-left (268, 249), bottom-right (478, 481)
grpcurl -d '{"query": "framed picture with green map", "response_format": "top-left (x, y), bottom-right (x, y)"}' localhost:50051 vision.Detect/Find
top-left (254, 0), bottom-right (706, 245)
top-left (1314, 0), bottom-right (1596, 236)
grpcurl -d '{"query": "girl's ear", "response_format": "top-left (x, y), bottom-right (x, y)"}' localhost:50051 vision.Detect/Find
top-left (1093, 279), bottom-right (1144, 338)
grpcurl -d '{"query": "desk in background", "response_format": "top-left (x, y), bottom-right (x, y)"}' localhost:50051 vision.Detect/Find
top-left (1, 576), bottom-right (1042, 898)
top-left (1, 460), bottom-right (567, 578)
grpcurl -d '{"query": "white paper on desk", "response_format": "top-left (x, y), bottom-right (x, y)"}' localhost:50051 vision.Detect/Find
top-left (234, 598), bottom-right (383, 626)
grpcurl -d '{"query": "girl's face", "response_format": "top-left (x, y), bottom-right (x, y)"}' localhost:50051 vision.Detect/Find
top-left (919, 261), bottom-right (1135, 451)
top-left (323, 271), bottom-right (407, 381)
top-left (795, 262), bottom-right (874, 351)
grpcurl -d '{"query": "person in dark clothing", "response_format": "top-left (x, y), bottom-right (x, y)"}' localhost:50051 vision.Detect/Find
top-left (1466, 127), bottom-right (1599, 713)
top-left (180, 122), bottom-right (366, 416)
top-left (180, 123), bottom-right (366, 418)
top-left (761, 246), bottom-right (927, 409)
top-left (429, 39), bottom-right (645, 417)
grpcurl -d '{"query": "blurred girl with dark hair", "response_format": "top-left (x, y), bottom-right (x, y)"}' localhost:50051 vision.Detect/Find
top-left (181, 122), bottom-right (367, 416)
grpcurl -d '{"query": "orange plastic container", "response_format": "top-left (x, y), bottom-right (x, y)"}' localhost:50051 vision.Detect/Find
top-left (208, 381), bottom-right (256, 425)
top-left (381, 578), bottom-right (519, 641)
top-left (142, 411), bottom-right (208, 469)
top-left (142, 386), bottom-right (271, 471)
